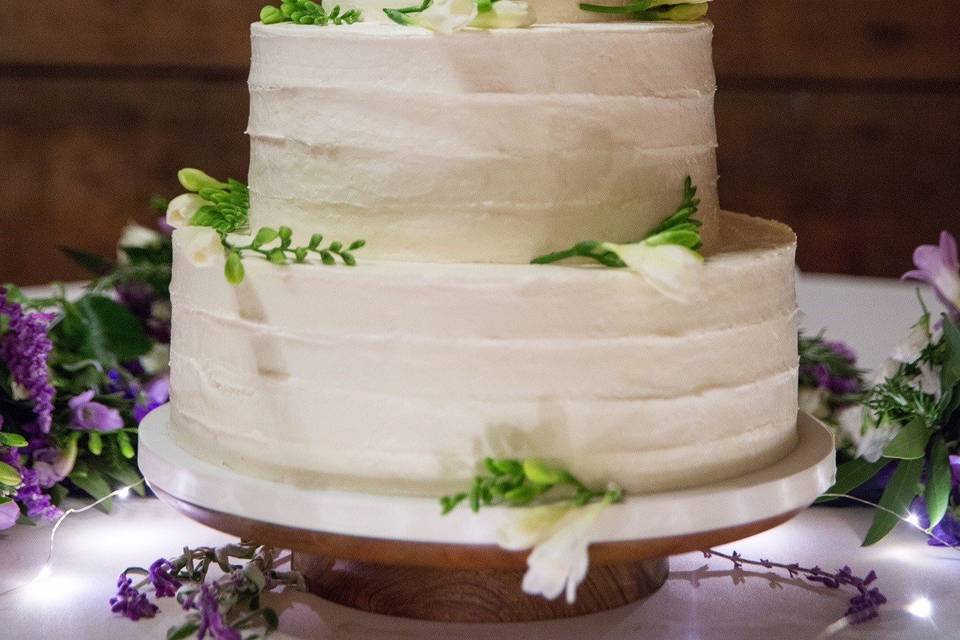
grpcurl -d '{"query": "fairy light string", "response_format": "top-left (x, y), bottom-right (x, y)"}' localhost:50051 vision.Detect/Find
top-left (0, 479), bottom-right (144, 597)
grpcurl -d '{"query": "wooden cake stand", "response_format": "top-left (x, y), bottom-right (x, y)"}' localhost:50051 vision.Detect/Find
top-left (139, 407), bottom-right (835, 623)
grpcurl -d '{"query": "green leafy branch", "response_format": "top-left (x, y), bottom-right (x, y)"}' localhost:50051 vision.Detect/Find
top-left (579, 0), bottom-right (709, 21)
top-left (818, 315), bottom-right (960, 545)
top-left (222, 226), bottom-right (365, 285)
top-left (383, 0), bottom-right (432, 25)
top-left (440, 457), bottom-right (623, 515)
top-left (261, 0), bottom-right (362, 25)
top-left (531, 175), bottom-right (702, 267)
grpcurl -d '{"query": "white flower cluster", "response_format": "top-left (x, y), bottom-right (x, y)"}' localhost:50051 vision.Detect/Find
top-left (836, 316), bottom-right (943, 462)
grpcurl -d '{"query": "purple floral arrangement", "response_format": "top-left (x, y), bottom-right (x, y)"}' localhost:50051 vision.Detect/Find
top-left (0, 207), bottom-right (173, 530)
top-left (814, 231), bottom-right (960, 547)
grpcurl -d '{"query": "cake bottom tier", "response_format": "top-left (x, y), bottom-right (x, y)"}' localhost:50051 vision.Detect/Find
top-left (168, 212), bottom-right (800, 495)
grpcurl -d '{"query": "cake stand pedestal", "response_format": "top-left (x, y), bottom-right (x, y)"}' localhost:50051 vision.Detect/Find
top-left (140, 407), bottom-right (835, 623)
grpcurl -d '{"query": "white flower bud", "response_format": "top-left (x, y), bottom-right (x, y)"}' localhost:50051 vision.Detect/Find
top-left (601, 241), bottom-right (703, 303)
top-left (470, 0), bottom-right (535, 28)
top-left (166, 193), bottom-right (206, 229)
top-left (180, 226), bottom-right (224, 267)
top-left (415, 0), bottom-right (478, 33)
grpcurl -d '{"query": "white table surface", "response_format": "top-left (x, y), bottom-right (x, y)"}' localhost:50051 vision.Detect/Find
top-left (1, 273), bottom-right (956, 639)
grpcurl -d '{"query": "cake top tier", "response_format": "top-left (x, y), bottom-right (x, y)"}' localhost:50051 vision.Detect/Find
top-left (259, 0), bottom-right (710, 26)
top-left (246, 18), bottom-right (719, 264)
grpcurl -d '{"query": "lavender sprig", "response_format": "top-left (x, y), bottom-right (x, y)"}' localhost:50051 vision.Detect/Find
top-left (111, 540), bottom-right (306, 639)
top-left (0, 288), bottom-right (56, 434)
top-left (702, 548), bottom-right (886, 624)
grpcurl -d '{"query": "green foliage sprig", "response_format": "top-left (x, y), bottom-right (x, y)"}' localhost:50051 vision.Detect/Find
top-left (440, 457), bottom-right (623, 515)
top-left (179, 169), bottom-right (250, 236)
top-left (175, 169), bottom-right (366, 285)
top-left (222, 227), bottom-right (365, 285)
top-left (261, 0), bottom-right (362, 25)
top-left (579, 0), bottom-right (709, 21)
top-left (531, 176), bottom-right (702, 267)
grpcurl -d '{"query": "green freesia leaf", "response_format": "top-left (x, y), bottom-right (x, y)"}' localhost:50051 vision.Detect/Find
top-left (0, 432), bottom-right (28, 447)
top-left (167, 623), bottom-right (200, 640)
top-left (941, 316), bottom-right (960, 391)
top-left (862, 458), bottom-right (923, 546)
top-left (882, 418), bottom-right (930, 459)
top-left (59, 246), bottom-right (114, 276)
top-left (0, 461), bottom-right (22, 487)
top-left (69, 467), bottom-right (113, 513)
top-left (924, 435), bottom-right (951, 528)
top-left (815, 457), bottom-right (890, 503)
top-left (74, 295), bottom-right (152, 365)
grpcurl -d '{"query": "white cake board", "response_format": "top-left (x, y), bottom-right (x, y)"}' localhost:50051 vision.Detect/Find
top-left (139, 405), bottom-right (836, 546)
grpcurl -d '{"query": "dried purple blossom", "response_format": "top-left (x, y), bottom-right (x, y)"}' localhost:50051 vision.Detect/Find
top-left (185, 583), bottom-right (242, 640)
top-left (903, 230), bottom-right (960, 320)
top-left (110, 574), bottom-right (160, 621)
top-left (0, 288), bottom-right (56, 434)
top-left (68, 390), bottom-right (124, 432)
top-left (148, 558), bottom-right (182, 598)
top-left (31, 443), bottom-right (77, 489)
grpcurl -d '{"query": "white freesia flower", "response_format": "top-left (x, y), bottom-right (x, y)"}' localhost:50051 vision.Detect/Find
top-left (601, 241), bottom-right (703, 303)
top-left (497, 500), bottom-right (610, 604)
top-left (470, 0), bottom-right (535, 28)
top-left (909, 362), bottom-right (942, 399)
top-left (119, 222), bottom-right (162, 249)
top-left (166, 193), bottom-right (206, 229)
top-left (140, 343), bottom-right (171, 376)
top-left (415, 0), bottom-right (478, 33)
top-left (837, 405), bottom-right (899, 463)
top-left (798, 387), bottom-right (830, 419)
top-left (179, 226), bottom-right (224, 267)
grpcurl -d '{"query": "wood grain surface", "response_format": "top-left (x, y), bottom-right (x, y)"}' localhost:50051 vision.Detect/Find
top-left (1, 1), bottom-right (958, 284)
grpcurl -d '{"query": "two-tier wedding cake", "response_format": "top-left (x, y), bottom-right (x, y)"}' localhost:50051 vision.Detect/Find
top-left (166, 0), bottom-right (799, 499)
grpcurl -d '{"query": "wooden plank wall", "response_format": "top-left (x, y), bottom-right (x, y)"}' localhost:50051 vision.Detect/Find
top-left (1, 1), bottom-right (957, 285)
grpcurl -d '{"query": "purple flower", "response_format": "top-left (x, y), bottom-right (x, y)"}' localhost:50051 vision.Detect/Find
top-left (68, 390), bottom-right (124, 432)
top-left (184, 583), bottom-right (241, 640)
top-left (825, 340), bottom-right (857, 364)
top-left (0, 446), bottom-right (61, 522)
top-left (110, 574), bottom-right (159, 621)
top-left (0, 498), bottom-right (19, 530)
top-left (0, 288), bottom-right (56, 434)
top-left (31, 440), bottom-right (77, 489)
top-left (148, 558), bottom-right (182, 598)
top-left (903, 231), bottom-right (960, 319)
top-left (133, 377), bottom-right (169, 422)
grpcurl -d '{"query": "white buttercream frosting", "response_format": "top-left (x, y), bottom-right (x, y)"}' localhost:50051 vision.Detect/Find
top-left (246, 21), bottom-right (719, 262)
top-left (168, 213), bottom-right (799, 495)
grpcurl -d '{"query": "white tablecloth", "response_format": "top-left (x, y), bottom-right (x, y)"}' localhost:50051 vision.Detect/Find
top-left (0, 274), bottom-right (955, 639)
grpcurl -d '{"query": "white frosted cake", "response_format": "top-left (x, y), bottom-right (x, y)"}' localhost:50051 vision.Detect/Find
top-left (167, 2), bottom-right (799, 497)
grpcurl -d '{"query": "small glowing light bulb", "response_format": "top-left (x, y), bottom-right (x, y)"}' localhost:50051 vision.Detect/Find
top-left (116, 487), bottom-right (131, 499)
top-left (906, 597), bottom-right (932, 618)
top-left (905, 512), bottom-right (921, 527)
top-left (36, 564), bottom-right (52, 581)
